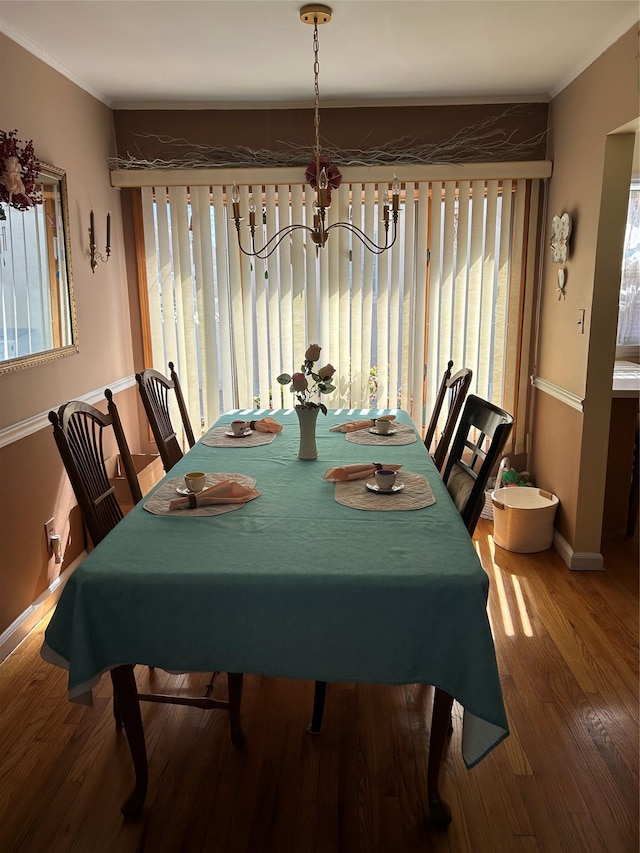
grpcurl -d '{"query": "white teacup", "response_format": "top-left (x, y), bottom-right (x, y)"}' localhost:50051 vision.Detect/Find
top-left (375, 469), bottom-right (397, 490)
top-left (376, 417), bottom-right (392, 435)
top-left (231, 419), bottom-right (247, 436)
top-left (184, 471), bottom-right (206, 493)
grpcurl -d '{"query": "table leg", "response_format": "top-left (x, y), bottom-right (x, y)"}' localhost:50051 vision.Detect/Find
top-left (110, 665), bottom-right (148, 817)
top-left (227, 672), bottom-right (246, 749)
top-left (306, 680), bottom-right (327, 734)
top-left (427, 687), bottom-right (454, 827)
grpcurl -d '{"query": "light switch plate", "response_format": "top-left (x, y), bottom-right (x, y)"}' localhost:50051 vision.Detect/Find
top-left (44, 517), bottom-right (55, 552)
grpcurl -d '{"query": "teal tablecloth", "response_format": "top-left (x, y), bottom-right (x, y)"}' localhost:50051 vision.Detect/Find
top-left (43, 408), bottom-right (508, 768)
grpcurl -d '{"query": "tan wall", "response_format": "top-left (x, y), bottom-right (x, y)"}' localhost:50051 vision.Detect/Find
top-left (0, 35), bottom-right (142, 633)
top-left (532, 25), bottom-right (638, 560)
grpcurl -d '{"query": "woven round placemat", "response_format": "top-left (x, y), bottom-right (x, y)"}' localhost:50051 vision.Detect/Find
top-left (345, 422), bottom-right (418, 446)
top-left (333, 471), bottom-right (435, 512)
top-left (143, 473), bottom-right (258, 516)
top-left (201, 426), bottom-right (277, 448)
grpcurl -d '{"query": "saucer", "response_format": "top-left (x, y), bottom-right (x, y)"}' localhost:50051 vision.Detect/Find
top-left (368, 427), bottom-right (397, 436)
top-left (176, 485), bottom-right (206, 496)
top-left (225, 429), bottom-right (252, 438)
top-left (366, 480), bottom-right (405, 494)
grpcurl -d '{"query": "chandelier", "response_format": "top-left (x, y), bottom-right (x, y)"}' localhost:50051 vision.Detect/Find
top-left (231, 4), bottom-right (400, 260)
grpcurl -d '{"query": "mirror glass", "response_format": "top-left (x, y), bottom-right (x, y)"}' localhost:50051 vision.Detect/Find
top-left (0, 163), bottom-right (77, 372)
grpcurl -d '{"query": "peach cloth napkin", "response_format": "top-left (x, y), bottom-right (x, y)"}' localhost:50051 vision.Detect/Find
top-left (169, 479), bottom-right (261, 511)
top-left (329, 415), bottom-right (396, 433)
top-left (323, 463), bottom-right (403, 482)
top-left (248, 417), bottom-right (283, 434)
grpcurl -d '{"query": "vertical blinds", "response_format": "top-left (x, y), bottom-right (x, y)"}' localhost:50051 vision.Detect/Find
top-left (140, 175), bottom-right (540, 451)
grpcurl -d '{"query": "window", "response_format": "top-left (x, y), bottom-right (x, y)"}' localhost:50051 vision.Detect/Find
top-left (137, 170), bottom-right (541, 452)
top-left (617, 180), bottom-right (640, 353)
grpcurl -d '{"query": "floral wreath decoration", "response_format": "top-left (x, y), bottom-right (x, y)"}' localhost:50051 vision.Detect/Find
top-left (0, 130), bottom-right (42, 212)
top-left (304, 158), bottom-right (342, 206)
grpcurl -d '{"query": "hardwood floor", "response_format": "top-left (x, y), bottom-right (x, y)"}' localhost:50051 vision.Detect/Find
top-left (0, 519), bottom-right (637, 852)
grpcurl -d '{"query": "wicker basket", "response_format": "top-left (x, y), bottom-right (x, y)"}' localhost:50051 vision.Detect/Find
top-left (479, 478), bottom-right (497, 520)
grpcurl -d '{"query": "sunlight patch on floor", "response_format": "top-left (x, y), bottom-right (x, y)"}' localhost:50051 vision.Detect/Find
top-left (477, 538), bottom-right (514, 636)
top-left (478, 534), bottom-right (535, 638)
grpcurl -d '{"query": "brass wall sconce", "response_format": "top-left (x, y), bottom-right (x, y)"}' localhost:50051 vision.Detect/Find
top-left (89, 210), bottom-right (111, 273)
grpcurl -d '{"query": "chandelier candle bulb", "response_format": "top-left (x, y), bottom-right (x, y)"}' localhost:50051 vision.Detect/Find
top-left (89, 210), bottom-right (95, 246)
top-left (318, 167), bottom-right (329, 207)
top-left (248, 195), bottom-right (257, 227)
top-left (392, 175), bottom-right (401, 211)
top-left (231, 184), bottom-right (241, 220)
top-left (106, 213), bottom-right (111, 253)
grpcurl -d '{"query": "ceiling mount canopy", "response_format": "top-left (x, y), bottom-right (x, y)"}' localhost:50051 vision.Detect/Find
top-left (299, 4), bottom-right (332, 25)
top-left (231, 4), bottom-right (400, 259)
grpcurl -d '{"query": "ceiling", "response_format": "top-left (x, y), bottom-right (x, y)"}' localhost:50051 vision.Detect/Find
top-left (0, 1), bottom-right (637, 110)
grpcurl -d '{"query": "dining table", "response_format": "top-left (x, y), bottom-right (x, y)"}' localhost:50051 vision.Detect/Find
top-left (42, 407), bottom-right (509, 826)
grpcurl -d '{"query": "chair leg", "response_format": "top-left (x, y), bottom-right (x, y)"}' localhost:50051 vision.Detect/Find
top-left (427, 687), bottom-right (454, 827)
top-left (307, 680), bottom-right (327, 734)
top-left (113, 695), bottom-right (123, 731)
top-left (227, 672), bottom-right (246, 749)
top-left (110, 665), bottom-right (148, 817)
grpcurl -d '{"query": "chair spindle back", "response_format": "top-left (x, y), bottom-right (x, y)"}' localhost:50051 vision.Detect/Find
top-left (49, 389), bottom-right (142, 547)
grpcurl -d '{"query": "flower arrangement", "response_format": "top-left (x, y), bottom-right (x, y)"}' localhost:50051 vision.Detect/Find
top-left (277, 343), bottom-right (336, 414)
top-left (0, 130), bottom-right (42, 211)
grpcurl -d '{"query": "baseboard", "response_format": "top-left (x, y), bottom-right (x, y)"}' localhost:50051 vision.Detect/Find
top-left (0, 551), bottom-right (87, 664)
top-left (553, 530), bottom-right (604, 571)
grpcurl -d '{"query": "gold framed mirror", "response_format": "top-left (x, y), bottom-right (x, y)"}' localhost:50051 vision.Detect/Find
top-left (0, 162), bottom-right (78, 373)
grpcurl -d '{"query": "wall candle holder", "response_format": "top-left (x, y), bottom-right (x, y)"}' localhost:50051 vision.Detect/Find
top-left (89, 210), bottom-right (111, 273)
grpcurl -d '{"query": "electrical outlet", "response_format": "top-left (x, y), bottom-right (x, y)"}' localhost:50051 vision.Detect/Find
top-left (44, 517), bottom-right (55, 553)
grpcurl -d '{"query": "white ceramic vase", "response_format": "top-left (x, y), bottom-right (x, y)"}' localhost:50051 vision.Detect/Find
top-left (295, 405), bottom-right (319, 460)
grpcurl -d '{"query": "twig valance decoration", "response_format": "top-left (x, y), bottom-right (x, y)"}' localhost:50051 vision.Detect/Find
top-left (107, 108), bottom-right (548, 171)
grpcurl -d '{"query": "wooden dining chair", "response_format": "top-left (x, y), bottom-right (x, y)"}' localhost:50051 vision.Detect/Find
top-left (430, 367), bottom-right (473, 472)
top-left (49, 389), bottom-right (142, 549)
top-left (441, 394), bottom-right (514, 535)
top-left (50, 390), bottom-right (244, 746)
top-left (136, 362), bottom-right (196, 473)
top-left (424, 360), bottom-right (454, 455)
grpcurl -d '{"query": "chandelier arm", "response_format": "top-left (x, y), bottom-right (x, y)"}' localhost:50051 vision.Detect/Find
top-left (236, 223), bottom-right (317, 260)
top-left (325, 218), bottom-right (399, 254)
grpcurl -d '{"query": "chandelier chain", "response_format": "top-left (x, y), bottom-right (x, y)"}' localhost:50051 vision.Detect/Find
top-left (313, 20), bottom-right (321, 164)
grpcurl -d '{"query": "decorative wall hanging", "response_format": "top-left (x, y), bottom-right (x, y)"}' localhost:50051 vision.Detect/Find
top-left (550, 212), bottom-right (572, 264)
top-left (550, 212), bottom-right (572, 300)
top-left (0, 129), bottom-right (42, 211)
top-left (556, 267), bottom-right (567, 300)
